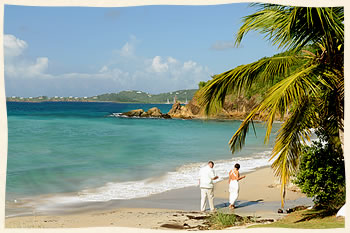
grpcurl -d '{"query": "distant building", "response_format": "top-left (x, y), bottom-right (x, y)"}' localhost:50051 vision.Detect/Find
top-left (137, 91), bottom-right (142, 94)
top-left (83, 97), bottom-right (87, 99)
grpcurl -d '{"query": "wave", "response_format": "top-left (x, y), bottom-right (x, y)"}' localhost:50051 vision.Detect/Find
top-left (14, 151), bottom-right (273, 214)
top-left (75, 152), bottom-right (273, 201)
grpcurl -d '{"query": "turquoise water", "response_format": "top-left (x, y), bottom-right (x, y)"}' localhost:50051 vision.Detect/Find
top-left (6, 102), bottom-right (279, 214)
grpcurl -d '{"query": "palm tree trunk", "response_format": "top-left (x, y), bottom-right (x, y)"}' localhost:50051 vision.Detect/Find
top-left (339, 119), bottom-right (344, 152)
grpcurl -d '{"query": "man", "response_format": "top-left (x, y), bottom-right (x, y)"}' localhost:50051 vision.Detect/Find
top-left (199, 161), bottom-right (219, 212)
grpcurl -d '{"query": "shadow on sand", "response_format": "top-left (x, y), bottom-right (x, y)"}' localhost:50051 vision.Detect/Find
top-left (294, 208), bottom-right (336, 223)
top-left (215, 199), bottom-right (264, 209)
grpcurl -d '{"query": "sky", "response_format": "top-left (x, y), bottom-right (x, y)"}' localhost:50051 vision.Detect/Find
top-left (4, 3), bottom-right (282, 97)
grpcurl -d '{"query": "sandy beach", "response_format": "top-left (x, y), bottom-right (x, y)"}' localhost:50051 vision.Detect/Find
top-left (5, 166), bottom-right (313, 229)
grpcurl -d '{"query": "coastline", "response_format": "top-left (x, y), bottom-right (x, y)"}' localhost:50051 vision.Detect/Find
top-left (5, 166), bottom-right (313, 228)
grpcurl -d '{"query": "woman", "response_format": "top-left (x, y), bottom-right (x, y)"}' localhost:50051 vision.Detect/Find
top-left (228, 163), bottom-right (246, 209)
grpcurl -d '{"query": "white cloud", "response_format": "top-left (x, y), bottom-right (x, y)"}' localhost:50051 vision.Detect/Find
top-left (150, 56), bottom-right (169, 73)
top-left (5, 57), bottom-right (50, 78)
top-left (183, 60), bottom-right (197, 70)
top-left (4, 34), bottom-right (50, 78)
top-left (99, 65), bottom-right (109, 73)
top-left (120, 42), bottom-right (133, 57)
top-left (167, 57), bottom-right (177, 64)
top-left (5, 34), bottom-right (212, 97)
top-left (116, 35), bottom-right (139, 57)
top-left (104, 9), bottom-right (121, 21)
top-left (4, 34), bottom-right (28, 57)
top-left (27, 57), bottom-right (49, 76)
top-left (211, 40), bottom-right (235, 50)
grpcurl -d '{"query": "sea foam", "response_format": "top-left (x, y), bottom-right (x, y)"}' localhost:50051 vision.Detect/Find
top-left (10, 151), bottom-right (275, 215)
top-left (28, 152), bottom-right (273, 210)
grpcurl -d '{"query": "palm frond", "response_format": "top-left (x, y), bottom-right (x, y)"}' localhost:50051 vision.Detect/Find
top-left (248, 64), bottom-right (319, 144)
top-left (270, 97), bottom-right (318, 207)
top-left (198, 54), bottom-right (303, 116)
top-left (228, 106), bottom-right (260, 153)
top-left (235, 5), bottom-right (344, 53)
top-left (197, 4), bottom-right (344, 208)
top-left (227, 63), bottom-right (319, 153)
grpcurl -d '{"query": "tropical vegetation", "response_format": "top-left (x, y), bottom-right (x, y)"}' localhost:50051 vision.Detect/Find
top-left (249, 208), bottom-right (345, 229)
top-left (198, 4), bottom-right (344, 207)
top-left (294, 131), bottom-right (345, 210)
top-left (7, 89), bottom-right (197, 104)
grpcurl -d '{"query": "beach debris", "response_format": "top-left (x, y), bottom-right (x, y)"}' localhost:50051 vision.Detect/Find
top-left (278, 209), bottom-right (284, 213)
top-left (186, 215), bottom-right (209, 220)
top-left (160, 223), bottom-right (186, 229)
top-left (286, 205), bottom-right (308, 213)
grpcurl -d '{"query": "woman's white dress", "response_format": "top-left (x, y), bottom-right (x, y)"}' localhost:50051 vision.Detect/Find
top-left (229, 170), bottom-right (239, 205)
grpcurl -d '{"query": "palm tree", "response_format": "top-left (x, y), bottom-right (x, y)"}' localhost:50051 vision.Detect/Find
top-left (198, 4), bottom-right (344, 207)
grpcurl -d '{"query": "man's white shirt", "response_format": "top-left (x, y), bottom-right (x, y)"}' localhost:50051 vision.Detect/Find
top-left (199, 165), bottom-right (216, 188)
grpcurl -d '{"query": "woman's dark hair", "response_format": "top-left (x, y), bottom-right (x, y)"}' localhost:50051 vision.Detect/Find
top-left (234, 163), bottom-right (240, 169)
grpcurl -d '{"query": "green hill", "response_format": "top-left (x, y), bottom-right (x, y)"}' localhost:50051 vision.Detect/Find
top-left (93, 89), bottom-right (197, 103)
top-left (7, 89), bottom-right (198, 104)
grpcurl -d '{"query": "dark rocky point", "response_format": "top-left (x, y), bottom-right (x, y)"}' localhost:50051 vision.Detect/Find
top-left (119, 107), bottom-right (171, 119)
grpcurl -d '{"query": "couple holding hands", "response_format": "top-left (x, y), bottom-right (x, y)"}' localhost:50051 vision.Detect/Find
top-left (199, 161), bottom-right (246, 211)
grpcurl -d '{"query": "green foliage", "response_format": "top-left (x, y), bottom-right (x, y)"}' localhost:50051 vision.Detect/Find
top-left (248, 209), bottom-right (345, 229)
top-left (210, 212), bottom-right (237, 228)
top-left (197, 4), bottom-right (344, 208)
top-left (198, 81), bottom-right (210, 89)
top-left (96, 89), bottom-right (197, 103)
top-left (210, 212), bottom-right (237, 229)
top-left (294, 137), bottom-right (345, 210)
top-left (209, 212), bottom-right (254, 229)
top-left (9, 89), bottom-right (198, 104)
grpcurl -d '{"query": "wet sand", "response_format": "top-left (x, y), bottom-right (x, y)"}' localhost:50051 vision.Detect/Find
top-left (5, 167), bottom-right (313, 228)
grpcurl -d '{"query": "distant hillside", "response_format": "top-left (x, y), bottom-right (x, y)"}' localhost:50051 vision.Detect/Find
top-left (7, 89), bottom-right (198, 104)
top-left (96, 89), bottom-right (196, 103)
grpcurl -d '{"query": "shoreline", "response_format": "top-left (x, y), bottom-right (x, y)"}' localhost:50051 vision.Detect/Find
top-left (5, 155), bottom-right (275, 217)
top-left (7, 101), bottom-right (276, 122)
top-left (5, 166), bottom-right (313, 228)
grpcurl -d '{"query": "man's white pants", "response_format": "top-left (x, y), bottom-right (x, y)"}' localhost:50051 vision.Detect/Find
top-left (200, 188), bottom-right (214, 211)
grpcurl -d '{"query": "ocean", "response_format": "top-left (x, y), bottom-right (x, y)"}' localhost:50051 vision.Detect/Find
top-left (5, 101), bottom-right (280, 216)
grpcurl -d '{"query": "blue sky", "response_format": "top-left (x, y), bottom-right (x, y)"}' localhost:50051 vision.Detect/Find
top-left (4, 3), bottom-right (281, 97)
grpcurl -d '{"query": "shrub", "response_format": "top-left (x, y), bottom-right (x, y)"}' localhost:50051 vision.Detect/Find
top-left (210, 212), bottom-right (237, 228)
top-left (294, 139), bottom-right (345, 211)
